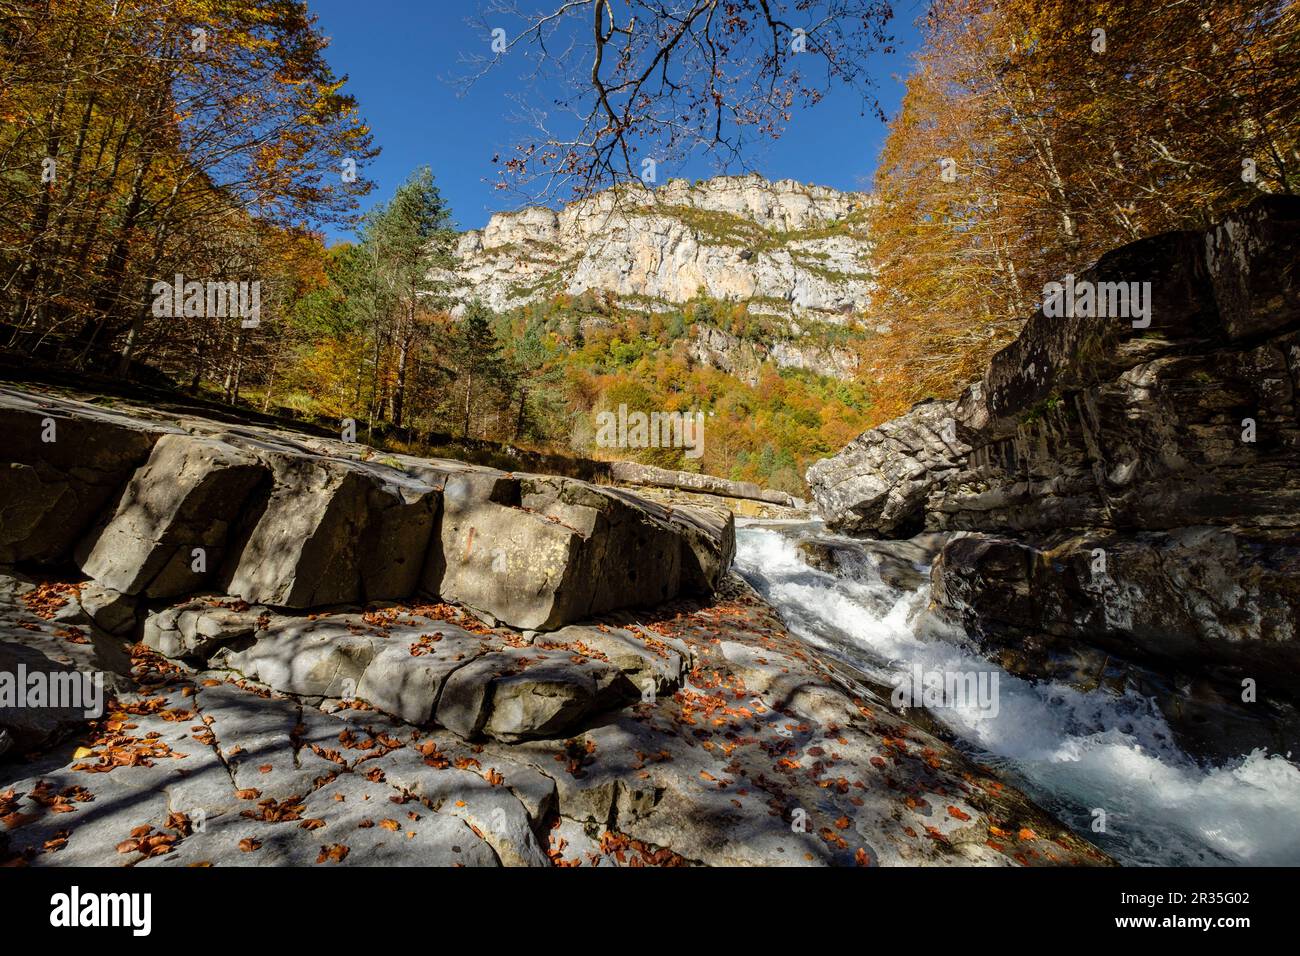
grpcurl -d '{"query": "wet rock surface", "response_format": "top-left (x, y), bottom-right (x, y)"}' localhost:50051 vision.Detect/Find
top-left (798, 533), bottom-right (949, 592)
top-left (932, 530), bottom-right (1300, 758)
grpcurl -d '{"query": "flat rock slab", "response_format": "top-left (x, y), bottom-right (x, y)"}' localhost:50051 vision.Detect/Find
top-left (0, 639), bottom-right (539, 867)
top-left (137, 771), bottom-right (501, 868)
top-left (1, 572), bottom-right (1112, 868)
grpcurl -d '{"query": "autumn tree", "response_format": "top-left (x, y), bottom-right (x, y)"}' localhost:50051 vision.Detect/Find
top-left (862, 0), bottom-right (1300, 422)
top-left (0, 0), bottom-right (377, 375)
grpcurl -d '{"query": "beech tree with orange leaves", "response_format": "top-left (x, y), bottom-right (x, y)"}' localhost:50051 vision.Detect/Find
top-left (862, 0), bottom-right (1299, 422)
top-left (0, 0), bottom-right (377, 376)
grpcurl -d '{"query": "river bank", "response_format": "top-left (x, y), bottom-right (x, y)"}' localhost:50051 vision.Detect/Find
top-left (1, 384), bottom-right (1104, 867)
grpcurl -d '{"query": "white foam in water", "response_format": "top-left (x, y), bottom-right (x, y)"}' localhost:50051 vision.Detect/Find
top-left (735, 523), bottom-right (1300, 866)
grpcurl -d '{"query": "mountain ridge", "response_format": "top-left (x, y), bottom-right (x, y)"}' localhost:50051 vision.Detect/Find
top-left (441, 173), bottom-right (876, 327)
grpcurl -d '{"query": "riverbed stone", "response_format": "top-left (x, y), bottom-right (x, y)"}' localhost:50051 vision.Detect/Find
top-left (75, 433), bottom-right (266, 598)
top-left (0, 388), bottom-right (165, 564)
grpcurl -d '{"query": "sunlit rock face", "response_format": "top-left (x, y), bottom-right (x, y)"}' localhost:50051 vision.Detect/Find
top-left (440, 174), bottom-right (875, 332)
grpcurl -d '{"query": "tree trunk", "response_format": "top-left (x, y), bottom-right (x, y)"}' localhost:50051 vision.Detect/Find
top-left (514, 387), bottom-right (527, 440)
top-left (10, 2), bottom-right (85, 328)
top-left (462, 371), bottom-right (473, 439)
top-left (82, 150), bottom-right (152, 357)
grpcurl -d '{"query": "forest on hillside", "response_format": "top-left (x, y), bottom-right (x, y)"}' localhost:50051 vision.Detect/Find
top-left (2, 0), bottom-right (1297, 492)
top-left (865, 0), bottom-right (1299, 421)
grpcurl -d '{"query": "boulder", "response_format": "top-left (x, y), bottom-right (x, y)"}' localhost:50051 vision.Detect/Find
top-left (75, 583), bottom-right (139, 636)
top-left (805, 399), bottom-right (968, 536)
top-left (221, 449), bottom-right (438, 608)
top-left (143, 600), bottom-right (268, 662)
top-left (426, 473), bottom-right (590, 630)
top-left (428, 473), bottom-right (734, 630)
top-left (354, 627), bottom-right (487, 725)
top-left (47, 581), bottom-right (139, 636)
top-left (435, 645), bottom-right (636, 742)
top-left (648, 494), bottom-right (737, 593)
top-left (797, 532), bottom-right (948, 592)
top-left (75, 434), bottom-right (266, 598)
top-left (0, 388), bottom-right (163, 563)
top-left (523, 476), bottom-right (735, 598)
top-left (217, 618), bottom-right (384, 699)
top-left (539, 623), bottom-right (686, 695)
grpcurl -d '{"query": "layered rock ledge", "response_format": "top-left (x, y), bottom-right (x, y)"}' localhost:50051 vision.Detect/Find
top-left (0, 386), bottom-right (732, 630)
top-left (0, 385), bottom-right (1108, 866)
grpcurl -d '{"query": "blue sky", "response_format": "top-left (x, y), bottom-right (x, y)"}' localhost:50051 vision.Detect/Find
top-left (308, 0), bottom-right (928, 241)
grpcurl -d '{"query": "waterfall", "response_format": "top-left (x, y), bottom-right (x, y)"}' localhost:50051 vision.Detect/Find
top-left (734, 519), bottom-right (1300, 866)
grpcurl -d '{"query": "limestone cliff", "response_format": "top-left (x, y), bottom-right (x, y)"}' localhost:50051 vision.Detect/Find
top-left (439, 174), bottom-right (874, 380)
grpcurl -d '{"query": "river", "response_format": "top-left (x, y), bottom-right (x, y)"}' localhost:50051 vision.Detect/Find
top-left (734, 519), bottom-right (1300, 866)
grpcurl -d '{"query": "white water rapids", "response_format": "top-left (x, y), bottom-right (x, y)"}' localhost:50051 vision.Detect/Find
top-left (734, 520), bottom-right (1300, 866)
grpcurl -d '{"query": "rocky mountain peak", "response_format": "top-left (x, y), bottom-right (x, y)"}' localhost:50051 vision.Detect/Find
top-left (442, 173), bottom-right (874, 325)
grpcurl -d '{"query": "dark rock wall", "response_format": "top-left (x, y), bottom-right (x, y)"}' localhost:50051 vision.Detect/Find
top-left (809, 196), bottom-right (1300, 759)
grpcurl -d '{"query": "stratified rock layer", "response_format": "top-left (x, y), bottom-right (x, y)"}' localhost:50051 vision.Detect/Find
top-left (442, 174), bottom-right (874, 325)
top-left (0, 386), bottom-right (733, 634)
top-left (807, 195), bottom-right (1300, 760)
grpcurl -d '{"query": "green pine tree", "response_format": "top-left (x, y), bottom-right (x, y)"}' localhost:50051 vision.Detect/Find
top-left (450, 301), bottom-right (513, 439)
top-left (361, 166), bottom-right (455, 427)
